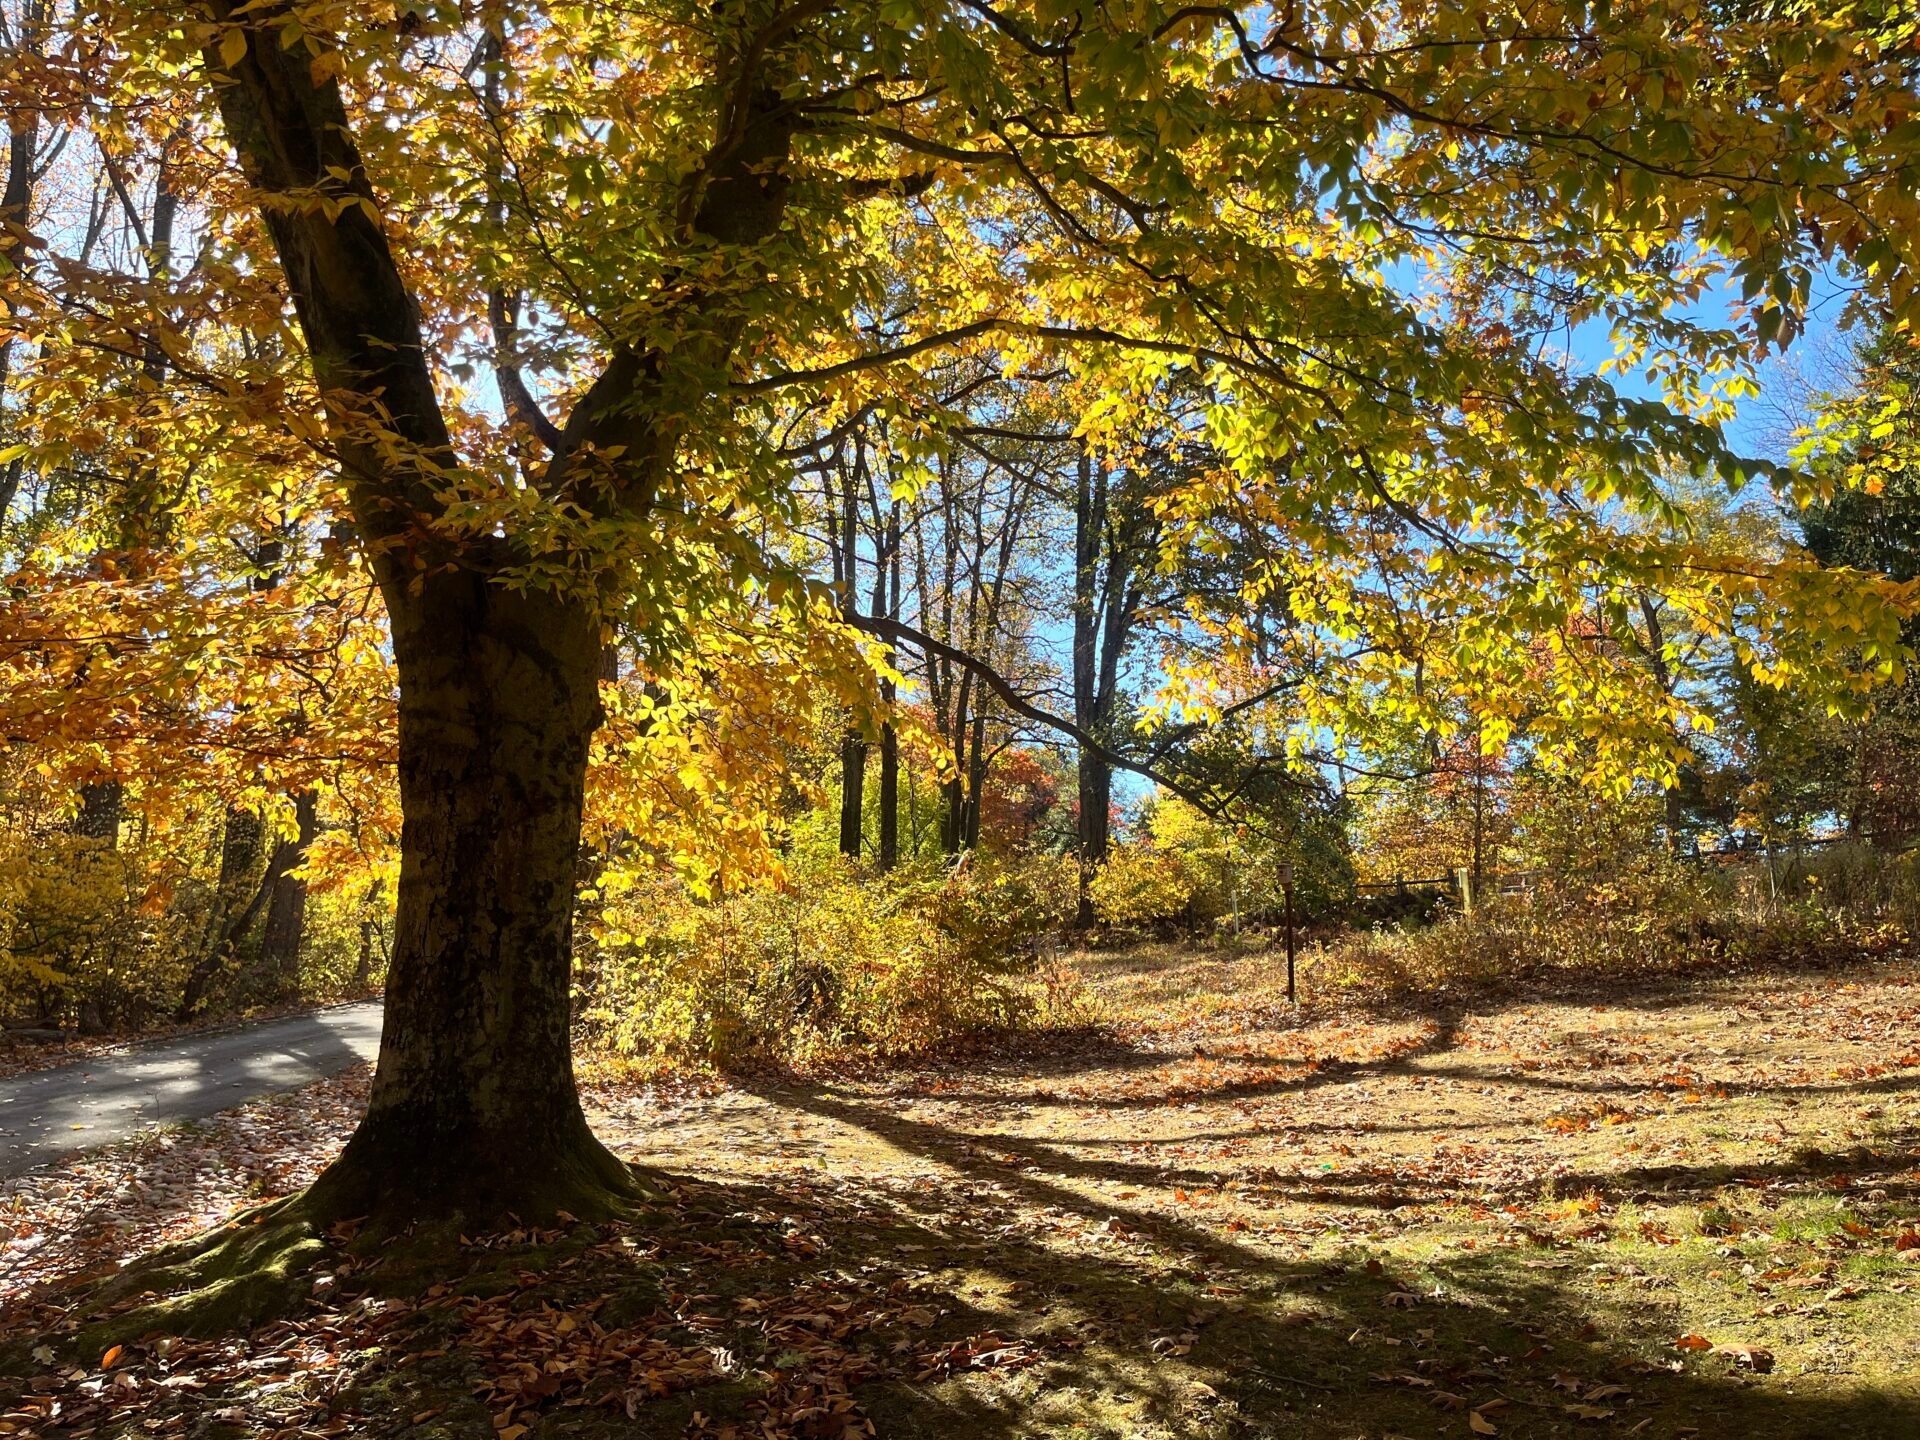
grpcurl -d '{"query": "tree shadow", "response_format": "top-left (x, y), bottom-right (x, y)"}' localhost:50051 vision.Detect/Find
top-left (705, 1071), bottom-right (1920, 1439)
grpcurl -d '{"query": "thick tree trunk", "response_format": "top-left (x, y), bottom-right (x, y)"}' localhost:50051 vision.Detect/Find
top-left (204, 0), bottom-right (797, 1230)
top-left (305, 573), bottom-right (632, 1223)
top-left (1076, 761), bottom-right (1113, 859)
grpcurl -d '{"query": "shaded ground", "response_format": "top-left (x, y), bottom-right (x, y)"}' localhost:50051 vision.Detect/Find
top-left (0, 1003), bottom-right (382, 1178)
top-left (5, 949), bottom-right (1920, 1438)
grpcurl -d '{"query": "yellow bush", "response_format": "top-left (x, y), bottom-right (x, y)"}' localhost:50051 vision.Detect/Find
top-left (574, 851), bottom-right (1078, 1069)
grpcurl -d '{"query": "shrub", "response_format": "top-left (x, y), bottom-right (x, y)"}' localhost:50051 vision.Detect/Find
top-left (0, 831), bottom-right (200, 1031)
top-left (1088, 842), bottom-right (1203, 929)
top-left (1311, 851), bottom-right (1903, 999)
top-left (574, 851), bottom-right (1079, 1069)
top-left (1089, 797), bottom-right (1354, 931)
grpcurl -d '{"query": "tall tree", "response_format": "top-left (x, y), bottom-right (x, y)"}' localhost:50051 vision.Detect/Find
top-left (1071, 449), bottom-right (1165, 922)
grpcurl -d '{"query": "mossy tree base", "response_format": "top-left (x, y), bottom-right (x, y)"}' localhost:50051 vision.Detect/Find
top-left (23, 1129), bottom-right (659, 1366)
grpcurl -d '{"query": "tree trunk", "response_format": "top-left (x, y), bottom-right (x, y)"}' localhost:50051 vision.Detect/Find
top-left (177, 810), bottom-right (275, 1022)
top-left (835, 444), bottom-right (868, 859)
top-left (204, 0), bottom-right (798, 1226)
top-left (73, 781), bottom-right (124, 845)
top-left (1076, 752), bottom-right (1112, 926)
top-left (877, 717), bottom-right (899, 869)
top-left (942, 666), bottom-right (972, 855)
top-left (876, 503), bottom-right (900, 869)
top-left (303, 574), bottom-right (630, 1222)
top-left (838, 728), bottom-right (867, 859)
top-left (964, 710), bottom-right (986, 850)
top-left (258, 790), bottom-right (319, 1002)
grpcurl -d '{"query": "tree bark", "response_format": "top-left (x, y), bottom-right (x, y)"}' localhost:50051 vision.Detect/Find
top-left (831, 446), bottom-right (866, 858)
top-left (1071, 453), bottom-right (1142, 923)
top-left (307, 574), bottom-right (630, 1219)
top-left (877, 506), bottom-right (901, 869)
top-left (258, 790), bottom-right (319, 1002)
top-left (838, 728), bottom-right (868, 859)
top-left (964, 710), bottom-right (986, 850)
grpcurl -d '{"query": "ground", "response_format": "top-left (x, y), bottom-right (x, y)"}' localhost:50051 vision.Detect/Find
top-left (4, 945), bottom-right (1920, 1439)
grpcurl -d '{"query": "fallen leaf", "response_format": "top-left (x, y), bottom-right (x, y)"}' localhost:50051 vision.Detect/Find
top-left (1470, 1409), bottom-right (1499, 1435)
top-left (1717, 1344), bottom-right (1774, 1373)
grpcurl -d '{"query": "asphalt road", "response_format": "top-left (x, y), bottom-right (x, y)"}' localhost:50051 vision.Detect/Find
top-left (0, 1002), bottom-right (383, 1179)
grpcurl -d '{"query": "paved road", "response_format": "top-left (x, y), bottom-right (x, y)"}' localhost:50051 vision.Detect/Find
top-left (0, 1003), bottom-right (383, 1179)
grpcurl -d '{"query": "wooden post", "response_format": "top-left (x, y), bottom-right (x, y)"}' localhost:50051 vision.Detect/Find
top-left (1280, 860), bottom-right (1297, 1004)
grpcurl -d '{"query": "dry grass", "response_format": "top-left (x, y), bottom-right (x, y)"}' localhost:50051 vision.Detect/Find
top-left (7, 944), bottom-right (1920, 1438)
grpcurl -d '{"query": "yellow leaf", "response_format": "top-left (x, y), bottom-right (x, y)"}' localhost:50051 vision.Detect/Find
top-left (309, 50), bottom-right (344, 85)
top-left (218, 26), bottom-right (249, 69)
top-left (1470, 1412), bottom-right (1498, 1435)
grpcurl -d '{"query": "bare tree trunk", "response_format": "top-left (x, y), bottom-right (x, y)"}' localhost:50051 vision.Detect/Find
top-left (834, 446), bottom-right (866, 857)
top-left (1072, 453), bottom-right (1104, 923)
top-left (177, 809), bottom-right (273, 1021)
top-left (964, 710), bottom-right (987, 850)
top-left (0, 0), bottom-right (46, 424)
top-left (838, 729), bottom-right (868, 859)
top-left (259, 790), bottom-right (320, 1001)
top-left (877, 507), bottom-right (900, 869)
top-left (943, 668), bottom-right (972, 854)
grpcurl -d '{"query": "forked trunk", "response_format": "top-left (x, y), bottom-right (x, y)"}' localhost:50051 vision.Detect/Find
top-left (306, 570), bottom-right (633, 1223)
top-left (258, 790), bottom-right (320, 1001)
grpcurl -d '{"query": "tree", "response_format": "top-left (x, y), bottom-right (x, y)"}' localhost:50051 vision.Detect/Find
top-left (10, 0), bottom-right (1916, 1240)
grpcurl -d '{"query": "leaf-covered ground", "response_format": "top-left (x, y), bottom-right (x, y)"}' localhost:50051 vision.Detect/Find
top-left (5, 947), bottom-right (1920, 1439)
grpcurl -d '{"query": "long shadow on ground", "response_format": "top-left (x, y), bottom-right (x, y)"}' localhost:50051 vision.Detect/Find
top-left (734, 1074), bottom-right (1920, 1440)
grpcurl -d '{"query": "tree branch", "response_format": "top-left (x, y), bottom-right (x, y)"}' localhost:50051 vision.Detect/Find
top-left (847, 612), bottom-right (1297, 820)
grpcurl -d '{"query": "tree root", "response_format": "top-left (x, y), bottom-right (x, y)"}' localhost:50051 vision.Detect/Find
top-left (16, 1195), bottom-right (328, 1366)
top-left (16, 1143), bottom-right (669, 1365)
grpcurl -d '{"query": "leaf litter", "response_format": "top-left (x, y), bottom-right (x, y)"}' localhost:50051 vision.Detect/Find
top-left (3, 949), bottom-right (1919, 1436)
